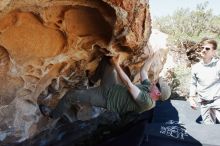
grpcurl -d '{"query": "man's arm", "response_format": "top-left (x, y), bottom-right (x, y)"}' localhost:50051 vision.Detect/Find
top-left (188, 69), bottom-right (198, 109)
top-left (111, 55), bottom-right (140, 99)
top-left (140, 56), bottom-right (154, 82)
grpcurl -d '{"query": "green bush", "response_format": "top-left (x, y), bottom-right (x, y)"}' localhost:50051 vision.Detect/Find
top-left (152, 1), bottom-right (220, 51)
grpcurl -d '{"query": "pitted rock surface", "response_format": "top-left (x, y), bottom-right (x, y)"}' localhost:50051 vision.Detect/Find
top-left (0, 0), bottom-right (168, 143)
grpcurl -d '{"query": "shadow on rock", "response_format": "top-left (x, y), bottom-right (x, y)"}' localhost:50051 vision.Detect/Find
top-left (10, 111), bottom-right (150, 146)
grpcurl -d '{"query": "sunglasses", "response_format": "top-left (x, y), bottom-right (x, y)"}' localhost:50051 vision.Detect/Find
top-left (201, 47), bottom-right (211, 51)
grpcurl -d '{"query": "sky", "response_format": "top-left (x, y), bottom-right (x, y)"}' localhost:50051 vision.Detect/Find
top-left (149, 0), bottom-right (220, 18)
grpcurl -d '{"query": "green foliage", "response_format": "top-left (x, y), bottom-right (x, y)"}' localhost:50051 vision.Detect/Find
top-left (169, 65), bottom-right (191, 99)
top-left (172, 65), bottom-right (191, 91)
top-left (153, 1), bottom-right (220, 47)
top-left (209, 16), bottom-right (220, 37)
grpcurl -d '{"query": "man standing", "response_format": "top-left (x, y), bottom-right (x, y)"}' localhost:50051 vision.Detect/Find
top-left (189, 39), bottom-right (220, 124)
top-left (40, 55), bottom-right (171, 120)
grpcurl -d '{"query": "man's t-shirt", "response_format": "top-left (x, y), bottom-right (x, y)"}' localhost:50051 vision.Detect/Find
top-left (106, 79), bottom-right (154, 114)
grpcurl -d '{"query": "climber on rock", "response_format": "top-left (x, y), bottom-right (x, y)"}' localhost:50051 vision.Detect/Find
top-left (39, 54), bottom-right (171, 120)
